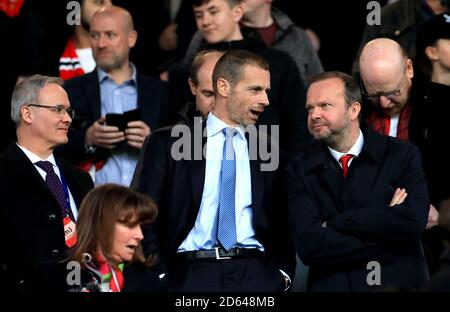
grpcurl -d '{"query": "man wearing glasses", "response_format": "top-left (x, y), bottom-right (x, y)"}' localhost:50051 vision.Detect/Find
top-left (0, 75), bottom-right (94, 292)
top-left (359, 38), bottom-right (416, 141)
top-left (359, 38), bottom-right (444, 275)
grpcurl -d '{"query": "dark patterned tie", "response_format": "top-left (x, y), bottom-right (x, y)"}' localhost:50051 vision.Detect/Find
top-left (35, 161), bottom-right (73, 219)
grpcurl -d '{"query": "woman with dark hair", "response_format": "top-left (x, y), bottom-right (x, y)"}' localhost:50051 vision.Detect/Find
top-left (70, 183), bottom-right (160, 292)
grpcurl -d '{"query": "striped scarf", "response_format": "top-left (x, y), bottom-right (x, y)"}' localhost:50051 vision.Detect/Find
top-left (96, 254), bottom-right (124, 292)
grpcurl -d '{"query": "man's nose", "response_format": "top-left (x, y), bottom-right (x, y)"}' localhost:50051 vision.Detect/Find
top-left (379, 95), bottom-right (392, 108)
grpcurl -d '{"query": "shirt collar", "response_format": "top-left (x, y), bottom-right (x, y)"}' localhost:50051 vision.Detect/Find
top-left (16, 143), bottom-right (57, 167)
top-left (97, 63), bottom-right (137, 85)
top-left (327, 129), bottom-right (364, 163)
top-left (206, 112), bottom-right (246, 139)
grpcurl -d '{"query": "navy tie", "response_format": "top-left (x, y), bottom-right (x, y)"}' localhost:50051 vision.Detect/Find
top-left (215, 128), bottom-right (237, 251)
top-left (35, 161), bottom-right (74, 220)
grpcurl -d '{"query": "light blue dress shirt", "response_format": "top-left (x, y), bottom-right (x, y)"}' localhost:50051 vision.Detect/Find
top-left (178, 113), bottom-right (264, 252)
top-left (95, 64), bottom-right (140, 186)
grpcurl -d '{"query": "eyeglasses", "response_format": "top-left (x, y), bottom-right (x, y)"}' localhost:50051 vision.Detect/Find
top-left (360, 77), bottom-right (403, 101)
top-left (27, 104), bottom-right (75, 119)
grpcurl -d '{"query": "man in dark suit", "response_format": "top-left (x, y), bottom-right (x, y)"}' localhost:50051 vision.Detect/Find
top-left (287, 71), bottom-right (429, 291)
top-left (58, 6), bottom-right (170, 186)
top-left (135, 50), bottom-right (295, 292)
top-left (0, 75), bottom-right (94, 292)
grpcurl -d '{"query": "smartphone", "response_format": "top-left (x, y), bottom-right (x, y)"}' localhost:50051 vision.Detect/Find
top-left (105, 113), bottom-right (126, 131)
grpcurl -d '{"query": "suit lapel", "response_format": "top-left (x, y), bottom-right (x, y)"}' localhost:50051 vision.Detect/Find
top-left (246, 131), bottom-right (264, 222)
top-left (250, 157), bottom-right (264, 223)
top-left (343, 127), bottom-right (386, 208)
top-left (306, 144), bottom-right (343, 212)
top-left (7, 145), bottom-right (60, 209)
top-left (57, 159), bottom-right (83, 208)
top-left (136, 74), bottom-right (158, 129)
top-left (188, 121), bottom-right (207, 217)
top-left (316, 148), bottom-right (342, 202)
top-left (86, 71), bottom-right (102, 120)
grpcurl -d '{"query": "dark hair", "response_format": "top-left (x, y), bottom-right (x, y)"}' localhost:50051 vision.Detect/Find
top-left (192, 0), bottom-right (242, 8)
top-left (308, 71), bottom-right (362, 108)
top-left (189, 49), bottom-right (223, 85)
top-left (71, 184), bottom-right (157, 268)
top-left (212, 50), bottom-right (269, 95)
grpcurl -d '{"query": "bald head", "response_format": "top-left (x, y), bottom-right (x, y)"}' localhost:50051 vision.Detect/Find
top-left (92, 6), bottom-right (134, 34)
top-left (359, 38), bottom-right (414, 116)
top-left (359, 38), bottom-right (408, 80)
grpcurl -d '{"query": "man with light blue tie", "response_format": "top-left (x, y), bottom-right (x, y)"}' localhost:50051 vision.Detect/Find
top-left (135, 50), bottom-right (295, 292)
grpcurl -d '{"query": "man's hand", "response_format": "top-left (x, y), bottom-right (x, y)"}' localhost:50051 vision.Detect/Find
top-left (426, 204), bottom-right (439, 230)
top-left (85, 116), bottom-right (125, 149)
top-left (125, 120), bottom-right (151, 149)
top-left (389, 188), bottom-right (407, 206)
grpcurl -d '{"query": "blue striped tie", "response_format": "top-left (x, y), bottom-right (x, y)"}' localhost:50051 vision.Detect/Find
top-left (216, 128), bottom-right (237, 251)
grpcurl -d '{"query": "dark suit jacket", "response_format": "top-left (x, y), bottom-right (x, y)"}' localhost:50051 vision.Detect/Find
top-left (135, 121), bottom-right (296, 279)
top-left (57, 70), bottom-right (170, 164)
top-left (0, 144), bottom-right (94, 292)
top-left (286, 127), bottom-right (429, 291)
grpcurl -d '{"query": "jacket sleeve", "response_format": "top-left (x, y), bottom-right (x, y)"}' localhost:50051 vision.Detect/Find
top-left (286, 161), bottom-right (388, 268)
top-left (328, 144), bottom-right (429, 242)
top-left (135, 130), bottom-right (171, 273)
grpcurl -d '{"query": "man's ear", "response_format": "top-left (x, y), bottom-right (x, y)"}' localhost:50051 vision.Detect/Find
top-left (216, 78), bottom-right (230, 97)
top-left (350, 101), bottom-right (361, 121)
top-left (406, 58), bottom-right (414, 79)
top-left (128, 30), bottom-right (138, 48)
top-left (188, 78), bottom-right (198, 96)
top-left (20, 105), bottom-right (33, 125)
top-left (425, 46), bottom-right (438, 61)
top-left (232, 3), bottom-right (244, 23)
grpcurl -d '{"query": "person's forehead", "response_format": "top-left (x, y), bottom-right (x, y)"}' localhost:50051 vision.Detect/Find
top-left (195, 0), bottom-right (230, 10)
top-left (307, 78), bottom-right (344, 100)
top-left (38, 84), bottom-right (69, 103)
top-left (238, 65), bottom-right (270, 85)
top-left (90, 14), bottom-right (122, 29)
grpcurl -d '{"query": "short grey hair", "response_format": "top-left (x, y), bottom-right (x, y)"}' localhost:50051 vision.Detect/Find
top-left (11, 75), bottom-right (63, 126)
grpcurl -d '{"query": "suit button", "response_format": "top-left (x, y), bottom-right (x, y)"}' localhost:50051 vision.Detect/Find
top-left (51, 249), bottom-right (60, 257)
top-left (48, 213), bottom-right (56, 221)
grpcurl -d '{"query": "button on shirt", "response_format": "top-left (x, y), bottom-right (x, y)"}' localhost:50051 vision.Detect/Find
top-left (178, 113), bottom-right (264, 252)
top-left (17, 144), bottom-right (78, 220)
top-left (95, 64), bottom-right (139, 186)
top-left (328, 129), bottom-right (364, 169)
